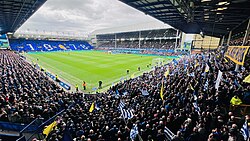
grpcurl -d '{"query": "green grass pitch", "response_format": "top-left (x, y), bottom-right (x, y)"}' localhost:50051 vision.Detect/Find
top-left (26, 51), bottom-right (172, 93)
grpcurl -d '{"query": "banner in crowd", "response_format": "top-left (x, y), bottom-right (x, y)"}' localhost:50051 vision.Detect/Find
top-left (45, 72), bottom-right (71, 90)
top-left (225, 46), bottom-right (250, 65)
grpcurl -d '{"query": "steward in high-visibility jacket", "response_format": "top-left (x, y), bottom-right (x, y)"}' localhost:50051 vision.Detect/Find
top-left (230, 95), bottom-right (242, 106)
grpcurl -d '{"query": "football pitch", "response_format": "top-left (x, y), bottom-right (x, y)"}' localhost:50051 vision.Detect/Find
top-left (26, 51), bottom-right (173, 92)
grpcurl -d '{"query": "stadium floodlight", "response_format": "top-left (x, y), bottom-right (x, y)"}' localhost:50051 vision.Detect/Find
top-left (217, 1), bottom-right (230, 5)
top-left (201, 0), bottom-right (211, 2)
top-left (204, 16), bottom-right (209, 19)
top-left (200, 31), bottom-right (204, 38)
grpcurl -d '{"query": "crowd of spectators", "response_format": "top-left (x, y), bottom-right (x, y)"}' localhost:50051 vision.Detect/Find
top-left (98, 40), bottom-right (176, 50)
top-left (0, 50), bottom-right (74, 124)
top-left (229, 37), bottom-right (250, 46)
top-left (46, 51), bottom-right (250, 141)
top-left (1, 49), bottom-right (250, 141)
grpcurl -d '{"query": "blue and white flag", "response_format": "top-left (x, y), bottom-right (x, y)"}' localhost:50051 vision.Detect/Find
top-left (120, 108), bottom-right (134, 119)
top-left (203, 79), bottom-right (209, 91)
top-left (118, 101), bottom-right (125, 109)
top-left (172, 59), bottom-right (178, 65)
top-left (241, 120), bottom-right (249, 140)
top-left (192, 102), bottom-right (200, 113)
top-left (95, 103), bottom-right (100, 111)
top-left (164, 127), bottom-right (175, 140)
top-left (215, 70), bottom-right (223, 90)
top-left (130, 124), bottom-right (138, 140)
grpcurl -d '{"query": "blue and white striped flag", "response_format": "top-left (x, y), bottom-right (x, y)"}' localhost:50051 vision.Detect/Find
top-left (120, 108), bottom-right (134, 119)
top-left (118, 101), bottom-right (125, 109)
top-left (192, 102), bottom-right (200, 113)
top-left (203, 79), bottom-right (209, 91)
top-left (164, 127), bottom-right (175, 140)
top-left (130, 124), bottom-right (138, 140)
top-left (241, 120), bottom-right (249, 140)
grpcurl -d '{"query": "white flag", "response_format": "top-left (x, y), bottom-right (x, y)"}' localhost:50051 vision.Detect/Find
top-left (215, 70), bottom-right (223, 90)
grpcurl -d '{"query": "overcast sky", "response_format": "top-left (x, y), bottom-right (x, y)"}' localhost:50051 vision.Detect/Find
top-left (16, 0), bottom-right (164, 36)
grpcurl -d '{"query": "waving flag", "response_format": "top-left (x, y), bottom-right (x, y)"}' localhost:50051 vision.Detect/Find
top-left (118, 101), bottom-right (125, 109)
top-left (89, 102), bottom-right (95, 113)
top-left (192, 102), bottom-right (200, 113)
top-left (215, 70), bottom-right (223, 90)
top-left (243, 74), bottom-right (250, 83)
top-left (241, 120), bottom-right (249, 140)
top-left (160, 79), bottom-right (164, 100)
top-left (130, 124), bottom-right (139, 140)
top-left (95, 103), bottom-right (100, 111)
top-left (164, 127), bottom-right (175, 140)
top-left (203, 79), bottom-right (209, 91)
top-left (43, 121), bottom-right (57, 137)
top-left (120, 108), bottom-right (134, 119)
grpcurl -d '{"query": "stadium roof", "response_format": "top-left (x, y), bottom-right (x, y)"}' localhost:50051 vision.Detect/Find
top-left (91, 21), bottom-right (173, 35)
top-left (120, 0), bottom-right (250, 37)
top-left (0, 0), bottom-right (47, 35)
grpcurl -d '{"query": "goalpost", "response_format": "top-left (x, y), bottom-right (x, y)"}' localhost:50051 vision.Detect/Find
top-left (152, 58), bottom-right (165, 67)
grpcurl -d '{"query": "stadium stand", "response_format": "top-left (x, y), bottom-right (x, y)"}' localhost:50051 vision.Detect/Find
top-left (9, 39), bottom-right (93, 52)
top-left (2, 47), bottom-right (250, 141)
top-left (0, 0), bottom-right (250, 140)
top-left (229, 35), bottom-right (250, 46)
top-left (97, 28), bottom-right (178, 50)
top-left (0, 50), bottom-right (68, 124)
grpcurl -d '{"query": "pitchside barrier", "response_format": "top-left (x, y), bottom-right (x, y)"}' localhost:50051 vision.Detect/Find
top-left (45, 71), bottom-right (71, 90)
